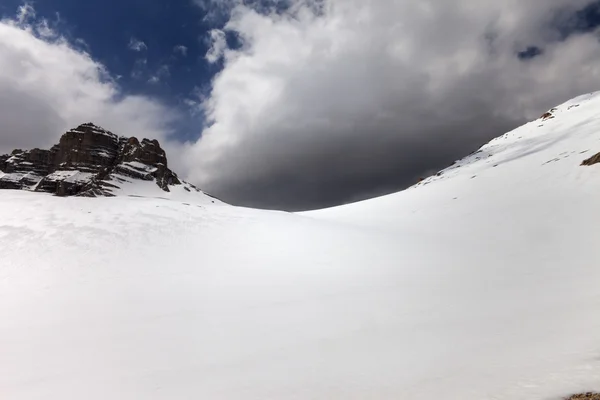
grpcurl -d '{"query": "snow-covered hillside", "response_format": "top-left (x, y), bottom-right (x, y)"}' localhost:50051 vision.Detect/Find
top-left (2, 93), bottom-right (600, 400)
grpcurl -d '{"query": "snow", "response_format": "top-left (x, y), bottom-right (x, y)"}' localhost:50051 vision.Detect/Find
top-left (117, 161), bottom-right (159, 175)
top-left (71, 125), bottom-right (119, 140)
top-left (122, 161), bottom-right (155, 171)
top-left (0, 171), bottom-right (40, 183)
top-left (96, 150), bottom-right (113, 158)
top-left (98, 172), bottom-right (222, 204)
top-left (2, 93), bottom-right (600, 399)
top-left (44, 170), bottom-right (95, 184)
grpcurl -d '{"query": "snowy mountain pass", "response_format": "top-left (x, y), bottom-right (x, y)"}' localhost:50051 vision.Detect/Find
top-left (2, 93), bottom-right (600, 399)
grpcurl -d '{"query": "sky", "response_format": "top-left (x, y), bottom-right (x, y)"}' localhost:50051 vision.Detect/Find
top-left (1, 0), bottom-right (600, 210)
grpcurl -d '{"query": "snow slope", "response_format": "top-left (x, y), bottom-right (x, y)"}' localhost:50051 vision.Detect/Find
top-left (98, 173), bottom-right (224, 204)
top-left (2, 93), bottom-right (600, 400)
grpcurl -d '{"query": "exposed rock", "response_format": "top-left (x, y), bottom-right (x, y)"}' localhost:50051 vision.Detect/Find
top-left (567, 393), bottom-right (600, 400)
top-left (0, 148), bottom-right (54, 189)
top-left (581, 152), bottom-right (600, 166)
top-left (121, 137), bottom-right (167, 166)
top-left (540, 111), bottom-right (555, 121)
top-left (52, 123), bottom-right (120, 173)
top-left (116, 137), bottom-right (180, 191)
top-left (0, 153), bottom-right (10, 171)
top-left (0, 123), bottom-right (184, 197)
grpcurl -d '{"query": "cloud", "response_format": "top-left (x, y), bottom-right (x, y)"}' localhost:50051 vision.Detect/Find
top-left (182, 86), bottom-right (207, 117)
top-left (193, 0), bottom-right (238, 23)
top-left (184, 0), bottom-right (600, 210)
top-left (0, 7), bottom-right (179, 163)
top-left (174, 44), bottom-right (188, 56)
top-left (16, 3), bottom-right (35, 24)
top-left (131, 58), bottom-right (148, 79)
top-left (128, 37), bottom-right (147, 52)
top-left (147, 65), bottom-right (170, 84)
top-left (205, 29), bottom-right (227, 63)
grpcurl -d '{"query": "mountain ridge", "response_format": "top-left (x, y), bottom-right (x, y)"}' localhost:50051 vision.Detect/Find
top-left (0, 122), bottom-right (196, 198)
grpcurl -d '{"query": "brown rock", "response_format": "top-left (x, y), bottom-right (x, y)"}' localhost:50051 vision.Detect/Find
top-left (0, 148), bottom-right (55, 189)
top-left (566, 393), bottom-right (600, 400)
top-left (541, 112), bottom-right (555, 120)
top-left (52, 122), bottom-right (120, 172)
top-left (120, 137), bottom-right (167, 166)
top-left (1, 122), bottom-right (184, 197)
top-left (116, 136), bottom-right (180, 191)
top-left (581, 152), bottom-right (600, 166)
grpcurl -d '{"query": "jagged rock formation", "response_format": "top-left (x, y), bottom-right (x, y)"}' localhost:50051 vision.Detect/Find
top-left (0, 148), bottom-right (54, 189)
top-left (0, 123), bottom-right (183, 197)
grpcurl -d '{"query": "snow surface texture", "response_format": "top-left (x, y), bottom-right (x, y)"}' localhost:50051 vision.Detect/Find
top-left (2, 93), bottom-right (600, 399)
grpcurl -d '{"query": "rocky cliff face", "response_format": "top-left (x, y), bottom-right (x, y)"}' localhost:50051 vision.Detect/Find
top-left (0, 123), bottom-right (184, 197)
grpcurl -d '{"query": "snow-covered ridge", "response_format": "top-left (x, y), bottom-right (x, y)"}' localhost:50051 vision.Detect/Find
top-left (412, 91), bottom-right (600, 192)
top-left (309, 91), bottom-right (600, 225)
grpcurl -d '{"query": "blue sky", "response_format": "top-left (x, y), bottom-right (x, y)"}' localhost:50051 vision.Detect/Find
top-left (0, 0), bottom-right (223, 141)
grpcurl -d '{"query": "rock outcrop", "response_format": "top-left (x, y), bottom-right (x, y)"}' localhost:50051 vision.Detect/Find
top-left (539, 107), bottom-right (559, 121)
top-left (567, 394), bottom-right (600, 400)
top-left (0, 123), bottom-right (182, 197)
top-left (0, 148), bottom-right (55, 190)
top-left (581, 151), bottom-right (600, 167)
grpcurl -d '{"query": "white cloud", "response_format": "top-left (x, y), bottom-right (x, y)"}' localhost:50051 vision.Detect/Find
top-left (36, 19), bottom-right (56, 39)
top-left (128, 37), bottom-right (147, 52)
top-left (174, 44), bottom-right (188, 56)
top-left (194, 0), bottom-right (239, 23)
top-left (205, 29), bottom-right (227, 63)
top-left (74, 37), bottom-right (89, 50)
top-left (182, 86), bottom-right (208, 116)
top-left (185, 0), bottom-right (600, 210)
top-left (0, 8), bottom-right (179, 162)
top-left (16, 3), bottom-right (35, 25)
top-left (147, 65), bottom-right (171, 85)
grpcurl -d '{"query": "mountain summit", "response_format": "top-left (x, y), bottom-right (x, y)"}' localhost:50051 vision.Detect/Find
top-left (0, 123), bottom-right (201, 198)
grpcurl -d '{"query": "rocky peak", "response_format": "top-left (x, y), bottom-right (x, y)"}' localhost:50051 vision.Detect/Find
top-left (121, 137), bottom-right (168, 166)
top-left (0, 123), bottom-right (183, 197)
top-left (52, 123), bottom-right (120, 173)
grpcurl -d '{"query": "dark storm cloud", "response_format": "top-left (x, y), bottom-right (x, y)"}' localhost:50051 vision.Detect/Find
top-left (206, 116), bottom-right (521, 211)
top-left (183, 0), bottom-right (600, 211)
top-left (194, 92), bottom-right (524, 210)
